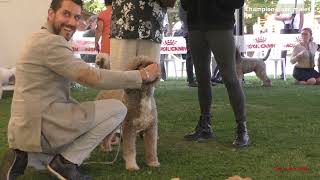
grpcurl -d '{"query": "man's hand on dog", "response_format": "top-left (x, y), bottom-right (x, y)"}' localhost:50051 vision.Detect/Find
top-left (139, 63), bottom-right (160, 83)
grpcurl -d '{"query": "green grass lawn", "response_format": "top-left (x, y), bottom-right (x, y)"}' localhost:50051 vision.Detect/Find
top-left (1, 77), bottom-right (320, 180)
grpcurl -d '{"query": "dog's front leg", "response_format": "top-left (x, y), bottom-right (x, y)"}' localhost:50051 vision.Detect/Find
top-left (144, 108), bottom-right (160, 167)
top-left (254, 63), bottom-right (272, 87)
top-left (122, 119), bottom-right (139, 171)
top-left (100, 133), bottom-right (113, 152)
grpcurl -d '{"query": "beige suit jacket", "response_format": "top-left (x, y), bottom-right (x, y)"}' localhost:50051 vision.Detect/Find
top-left (8, 24), bottom-right (142, 152)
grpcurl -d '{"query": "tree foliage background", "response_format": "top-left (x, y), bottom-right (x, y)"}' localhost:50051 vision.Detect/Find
top-left (245, 0), bottom-right (320, 33)
top-left (83, 0), bottom-right (104, 14)
top-left (83, 0), bottom-right (320, 34)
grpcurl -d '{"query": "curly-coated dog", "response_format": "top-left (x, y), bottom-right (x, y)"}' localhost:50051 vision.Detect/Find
top-left (96, 55), bottom-right (160, 171)
top-left (235, 48), bottom-right (272, 87)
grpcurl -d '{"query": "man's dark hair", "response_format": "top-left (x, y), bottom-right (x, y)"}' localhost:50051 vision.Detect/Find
top-left (104, 0), bottom-right (112, 6)
top-left (50, 0), bottom-right (83, 12)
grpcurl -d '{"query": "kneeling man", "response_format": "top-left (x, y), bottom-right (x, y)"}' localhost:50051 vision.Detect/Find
top-left (0, 0), bottom-right (159, 180)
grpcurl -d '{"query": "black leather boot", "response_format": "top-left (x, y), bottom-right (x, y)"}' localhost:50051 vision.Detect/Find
top-left (233, 122), bottom-right (250, 147)
top-left (184, 115), bottom-right (214, 141)
top-left (0, 149), bottom-right (28, 180)
top-left (187, 81), bottom-right (198, 87)
top-left (47, 154), bottom-right (92, 180)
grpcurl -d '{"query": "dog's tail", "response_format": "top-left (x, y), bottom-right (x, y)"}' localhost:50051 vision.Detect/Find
top-left (262, 48), bottom-right (271, 61)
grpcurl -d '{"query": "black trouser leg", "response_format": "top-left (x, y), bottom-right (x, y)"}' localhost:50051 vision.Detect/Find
top-left (206, 30), bottom-right (249, 146)
top-left (188, 31), bottom-right (212, 115)
top-left (183, 31), bottom-right (213, 141)
top-left (186, 52), bottom-right (195, 82)
top-left (185, 35), bottom-right (195, 83)
top-left (160, 54), bottom-right (167, 80)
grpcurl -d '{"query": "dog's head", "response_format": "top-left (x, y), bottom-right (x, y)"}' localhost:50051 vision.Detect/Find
top-left (95, 53), bottom-right (110, 69)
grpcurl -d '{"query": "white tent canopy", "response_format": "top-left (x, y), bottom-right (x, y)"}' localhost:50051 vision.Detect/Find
top-left (0, 0), bottom-right (51, 68)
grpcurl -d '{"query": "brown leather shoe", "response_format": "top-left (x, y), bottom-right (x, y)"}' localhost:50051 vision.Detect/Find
top-left (0, 149), bottom-right (28, 180)
top-left (47, 155), bottom-right (91, 180)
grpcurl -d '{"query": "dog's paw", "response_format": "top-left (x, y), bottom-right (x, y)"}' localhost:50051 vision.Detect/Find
top-left (126, 163), bottom-right (140, 171)
top-left (262, 80), bottom-right (272, 87)
top-left (262, 83), bottom-right (272, 87)
top-left (100, 143), bottom-right (112, 152)
top-left (146, 161), bottom-right (160, 168)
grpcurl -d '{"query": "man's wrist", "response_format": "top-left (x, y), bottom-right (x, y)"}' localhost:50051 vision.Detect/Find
top-left (142, 68), bottom-right (150, 80)
top-left (139, 69), bottom-right (148, 82)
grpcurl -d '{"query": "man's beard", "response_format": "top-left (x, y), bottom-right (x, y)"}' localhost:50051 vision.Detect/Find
top-left (52, 22), bottom-right (76, 41)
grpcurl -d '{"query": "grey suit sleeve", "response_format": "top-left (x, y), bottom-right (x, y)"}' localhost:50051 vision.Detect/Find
top-left (44, 36), bottom-right (142, 90)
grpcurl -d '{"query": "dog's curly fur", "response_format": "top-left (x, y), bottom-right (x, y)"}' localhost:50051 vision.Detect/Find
top-left (235, 48), bottom-right (272, 87)
top-left (96, 55), bottom-right (160, 171)
top-left (226, 175), bottom-right (252, 180)
top-left (95, 53), bottom-right (110, 69)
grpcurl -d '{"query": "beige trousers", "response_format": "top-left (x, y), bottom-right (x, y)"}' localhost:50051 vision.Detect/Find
top-left (29, 99), bottom-right (127, 167)
top-left (110, 39), bottom-right (161, 70)
top-left (59, 99), bottom-right (127, 164)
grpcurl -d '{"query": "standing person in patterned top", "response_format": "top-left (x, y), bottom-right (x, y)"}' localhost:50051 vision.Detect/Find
top-left (110, 0), bottom-right (167, 168)
top-left (95, 0), bottom-right (112, 54)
